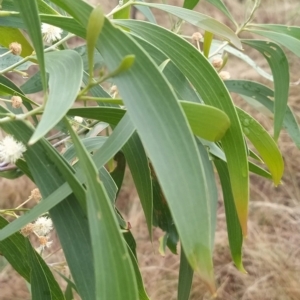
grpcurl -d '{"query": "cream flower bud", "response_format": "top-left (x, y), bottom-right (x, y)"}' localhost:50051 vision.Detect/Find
top-left (0, 135), bottom-right (26, 164)
top-left (9, 42), bottom-right (22, 55)
top-left (41, 23), bottom-right (63, 44)
top-left (21, 223), bottom-right (34, 237)
top-left (74, 116), bottom-right (83, 124)
top-left (11, 95), bottom-right (23, 108)
top-left (30, 188), bottom-right (42, 203)
top-left (36, 236), bottom-right (53, 252)
top-left (212, 57), bottom-right (223, 69)
top-left (219, 71), bottom-right (231, 80)
top-left (110, 85), bottom-right (119, 98)
top-left (192, 32), bottom-right (203, 42)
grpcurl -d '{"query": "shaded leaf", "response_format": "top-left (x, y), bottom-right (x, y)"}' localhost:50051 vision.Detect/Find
top-left (65, 119), bottom-right (139, 299)
top-left (214, 159), bottom-right (244, 271)
top-left (26, 239), bottom-right (65, 300)
top-left (242, 40), bottom-right (289, 140)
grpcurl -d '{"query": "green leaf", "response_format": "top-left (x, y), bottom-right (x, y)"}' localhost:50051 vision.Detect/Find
top-left (242, 40), bottom-right (289, 141)
top-left (178, 248), bottom-right (193, 300)
top-left (0, 27), bottom-right (33, 57)
top-left (64, 119), bottom-right (139, 299)
top-left (246, 25), bottom-right (300, 58)
top-left (122, 132), bottom-right (153, 239)
top-left (0, 48), bottom-right (33, 71)
top-left (20, 71), bottom-right (47, 94)
top-left (214, 159), bottom-right (244, 271)
top-left (236, 108), bottom-right (283, 186)
top-left (225, 80), bottom-right (300, 149)
top-left (64, 282), bottom-right (74, 300)
top-left (133, 2), bottom-right (242, 49)
top-left (0, 167), bottom-right (23, 179)
top-left (127, 246), bottom-right (150, 300)
top-left (44, 1), bottom-right (217, 286)
top-left (0, 106), bottom-right (95, 300)
top-left (86, 6), bottom-right (104, 79)
top-left (0, 113), bottom-right (135, 242)
top-left (68, 107), bottom-right (125, 125)
top-left (63, 136), bottom-right (107, 163)
top-left (183, 0), bottom-right (199, 10)
top-left (205, 0), bottom-right (235, 24)
top-left (180, 101), bottom-right (230, 141)
top-left (249, 161), bottom-right (272, 180)
top-left (29, 50), bottom-right (83, 144)
top-left (132, 36), bottom-right (201, 103)
top-left (95, 18), bottom-right (217, 290)
top-left (113, 0), bottom-right (131, 19)
top-left (203, 31), bottom-right (214, 58)
top-left (215, 41), bottom-right (273, 81)
top-left (74, 44), bottom-right (104, 71)
top-left (133, 2), bottom-right (157, 24)
top-left (13, 0), bottom-right (47, 93)
top-left (26, 239), bottom-right (65, 300)
top-left (0, 216), bottom-right (31, 282)
top-left (115, 19), bottom-right (249, 236)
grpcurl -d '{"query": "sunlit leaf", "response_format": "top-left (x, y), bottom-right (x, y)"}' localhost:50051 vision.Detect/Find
top-left (29, 50), bottom-right (83, 144)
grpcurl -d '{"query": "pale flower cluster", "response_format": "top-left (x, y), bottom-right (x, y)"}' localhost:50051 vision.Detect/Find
top-left (41, 23), bottom-right (63, 44)
top-left (0, 135), bottom-right (26, 164)
top-left (21, 216), bottom-right (54, 253)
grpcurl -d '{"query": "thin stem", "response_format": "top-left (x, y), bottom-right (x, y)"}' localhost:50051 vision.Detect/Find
top-left (0, 98), bottom-right (12, 103)
top-left (44, 33), bottom-right (74, 53)
top-left (77, 96), bottom-right (124, 105)
top-left (0, 50), bottom-right (12, 58)
top-left (15, 197), bottom-right (33, 209)
top-left (106, 0), bottom-right (134, 17)
top-left (0, 56), bottom-right (32, 75)
top-left (0, 208), bottom-right (30, 213)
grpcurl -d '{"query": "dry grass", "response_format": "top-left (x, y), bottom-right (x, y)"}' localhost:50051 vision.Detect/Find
top-left (1, 0), bottom-right (300, 299)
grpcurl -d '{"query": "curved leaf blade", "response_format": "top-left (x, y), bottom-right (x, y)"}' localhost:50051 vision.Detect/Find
top-left (29, 50), bottom-right (83, 144)
top-left (0, 26), bottom-right (33, 57)
top-left (134, 3), bottom-right (242, 49)
top-left (122, 132), bottom-right (153, 239)
top-left (206, 0), bottom-right (235, 23)
top-left (27, 239), bottom-right (65, 300)
top-left (247, 26), bottom-right (300, 58)
top-left (237, 108), bottom-right (284, 186)
top-left (242, 40), bottom-right (289, 141)
top-left (115, 19), bottom-right (249, 236)
top-left (214, 159), bottom-right (244, 271)
top-left (13, 0), bottom-right (47, 92)
top-left (86, 6), bottom-right (104, 78)
top-left (225, 80), bottom-right (300, 149)
top-left (180, 101), bottom-right (230, 141)
top-left (65, 120), bottom-right (139, 300)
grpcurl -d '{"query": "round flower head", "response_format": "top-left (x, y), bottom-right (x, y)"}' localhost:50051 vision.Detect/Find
top-left (9, 42), bottom-right (22, 55)
top-left (11, 95), bottom-right (23, 108)
top-left (212, 57), bottom-right (223, 69)
top-left (30, 188), bottom-right (42, 203)
top-left (74, 116), bottom-right (83, 124)
top-left (192, 32), bottom-right (203, 42)
top-left (36, 236), bottom-right (53, 252)
top-left (33, 216), bottom-right (53, 236)
top-left (219, 71), bottom-right (231, 80)
top-left (41, 23), bottom-right (63, 44)
top-left (0, 135), bottom-right (26, 164)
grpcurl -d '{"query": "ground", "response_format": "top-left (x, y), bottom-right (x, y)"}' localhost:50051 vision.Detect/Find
top-left (1, 0), bottom-right (300, 299)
